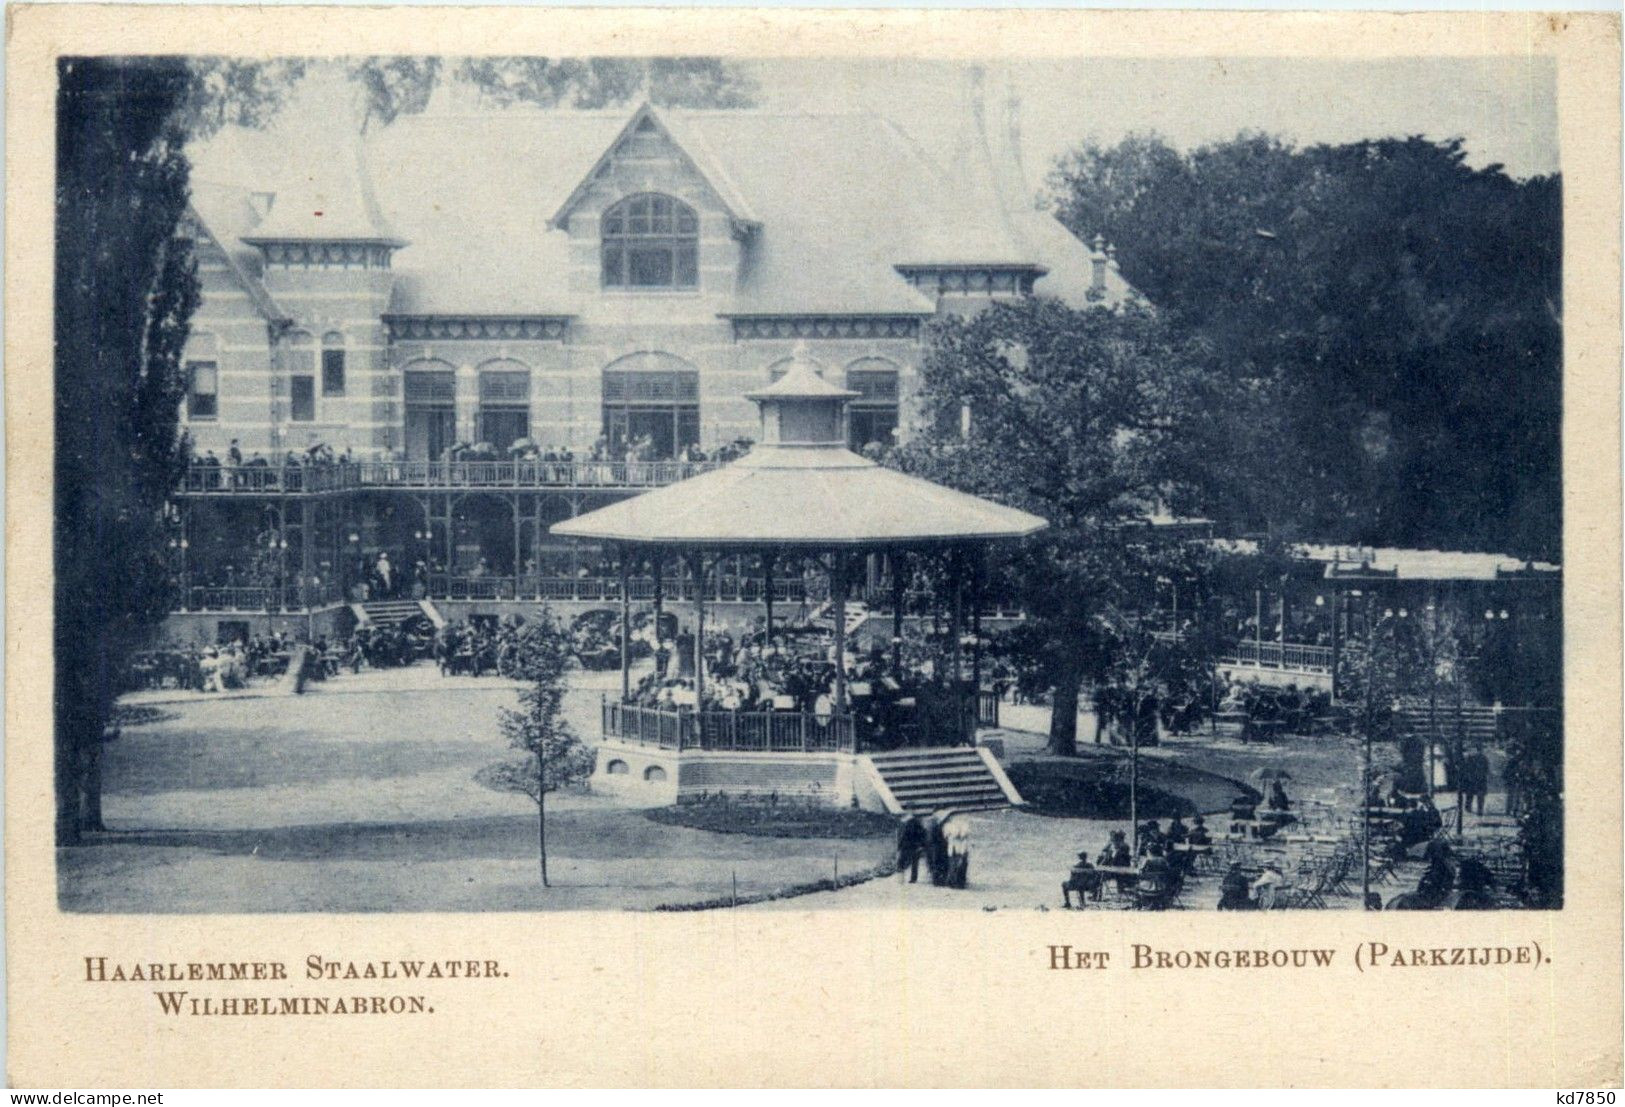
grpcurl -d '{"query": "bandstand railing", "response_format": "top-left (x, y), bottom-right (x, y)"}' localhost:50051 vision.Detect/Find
top-left (602, 701), bottom-right (856, 753)
top-left (1221, 639), bottom-right (1334, 674)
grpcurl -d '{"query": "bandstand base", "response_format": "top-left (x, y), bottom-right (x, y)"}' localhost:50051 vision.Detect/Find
top-left (589, 740), bottom-right (1023, 815)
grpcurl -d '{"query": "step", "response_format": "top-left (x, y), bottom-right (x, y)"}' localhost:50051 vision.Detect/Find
top-left (896, 798), bottom-right (1009, 813)
top-left (879, 767), bottom-right (1002, 786)
top-left (884, 777), bottom-right (1007, 793)
top-left (869, 747), bottom-right (987, 763)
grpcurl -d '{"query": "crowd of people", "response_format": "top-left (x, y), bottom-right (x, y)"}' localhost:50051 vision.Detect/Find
top-left (125, 632), bottom-right (309, 693)
top-left (1215, 677), bottom-right (1335, 736)
top-left (1062, 816), bottom-right (1215, 908)
top-left (624, 630), bottom-right (953, 747)
top-left (432, 619), bottom-right (528, 678)
top-left (185, 434), bottom-right (758, 491)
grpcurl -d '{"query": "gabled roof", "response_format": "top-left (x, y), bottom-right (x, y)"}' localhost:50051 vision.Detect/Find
top-left (239, 131), bottom-right (405, 246)
top-left (185, 182), bottom-right (288, 323)
top-left (190, 101), bottom-right (1137, 319)
top-left (546, 103), bottom-right (759, 233)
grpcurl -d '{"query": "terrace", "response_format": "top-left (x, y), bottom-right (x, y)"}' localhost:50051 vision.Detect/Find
top-left (175, 458), bottom-right (721, 496)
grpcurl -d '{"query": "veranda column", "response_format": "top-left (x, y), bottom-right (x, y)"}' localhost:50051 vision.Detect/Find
top-left (651, 551), bottom-right (665, 677)
top-left (511, 496), bottom-right (522, 596)
top-left (618, 545), bottom-right (631, 703)
top-left (689, 551), bottom-right (707, 701)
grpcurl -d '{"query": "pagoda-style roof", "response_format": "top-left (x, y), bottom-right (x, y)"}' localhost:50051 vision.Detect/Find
top-left (550, 444), bottom-right (1046, 548)
top-left (554, 347), bottom-right (1046, 549)
top-left (743, 359), bottom-right (860, 402)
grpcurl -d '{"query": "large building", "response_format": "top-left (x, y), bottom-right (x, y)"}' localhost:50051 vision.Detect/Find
top-left (166, 90), bottom-right (1132, 640)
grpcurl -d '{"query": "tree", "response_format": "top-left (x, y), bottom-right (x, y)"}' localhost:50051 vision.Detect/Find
top-left (1050, 133), bottom-right (1561, 560)
top-left (55, 58), bottom-right (200, 844)
top-left (494, 611), bottom-right (594, 886)
top-left (348, 56), bottom-right (756, 130)
top-left (893, 298), bottom-right (1239, 755)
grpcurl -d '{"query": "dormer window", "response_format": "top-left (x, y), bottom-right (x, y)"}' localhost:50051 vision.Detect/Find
top-left (602, 193), bottom-right (698, 289)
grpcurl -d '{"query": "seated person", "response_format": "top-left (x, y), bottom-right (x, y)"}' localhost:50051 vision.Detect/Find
top-left (1187, 815), bottom-right (1213, 847)
top-left (1267, 781), bottom-right (1293, 811)
top-left (1250, 863), bottom-right (1289, 908)
top-left (1166, 815), bottom-right (1190, 846)
top-left (1062, 853), bottom-right (1103, 907)
top-left (1098, 829), bottom-right (1131, 869)
top-left (1218, 862), bottom-right (1256, 910)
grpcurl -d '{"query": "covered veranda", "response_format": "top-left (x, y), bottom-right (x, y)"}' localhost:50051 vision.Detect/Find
top-left (552, 352), bottom-right (1045, 802)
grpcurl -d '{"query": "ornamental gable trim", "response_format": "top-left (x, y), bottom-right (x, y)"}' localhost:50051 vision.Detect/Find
top-left (726, 316), bottom-right (923, 341)
top-left (383, 316), bottom-right (572, 342)
top-left (547, 103), bottom-right (759, 235)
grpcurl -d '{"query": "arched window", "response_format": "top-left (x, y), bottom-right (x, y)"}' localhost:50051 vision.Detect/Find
top-left (845, 359), bottom-right (901, 451)
top-left (605, 759), bottom-right (630, 776)
top-left (601, 194), bottom-right (698, 289)
top-left (477, 359), bottom-right (532, 452)
top-left (643, 765), bottom-right (668, 783)
top-left (402, 358), bottom-right (456, 461)
top-left (285, 331), bottom-right (316, 422)
top-left (184, 333), bottom-right (218, 421)
top-left (321, 331), bottom-right (346, 396)
top-left (601, 353), bottom-right (700, 460)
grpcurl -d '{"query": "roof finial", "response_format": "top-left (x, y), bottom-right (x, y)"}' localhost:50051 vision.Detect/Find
top-left (791, 340), bottom-right (818, 376)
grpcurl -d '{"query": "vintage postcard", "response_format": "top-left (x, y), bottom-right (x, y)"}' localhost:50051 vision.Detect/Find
top-left (6, 5), bottom-right (1621, 1088)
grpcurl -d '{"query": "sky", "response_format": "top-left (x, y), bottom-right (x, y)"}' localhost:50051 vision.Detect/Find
top-left (190, 55), bottom-right (1559, 193)
top-left (753, 57), bottom-right (1559, 182)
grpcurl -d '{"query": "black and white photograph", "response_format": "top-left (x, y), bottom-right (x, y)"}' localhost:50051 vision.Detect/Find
top-left (55, 50), bottom-right (1564, 916)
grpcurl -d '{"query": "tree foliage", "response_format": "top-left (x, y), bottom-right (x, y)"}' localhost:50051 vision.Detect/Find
top-left (55, 57), bottom-right (201, 843)
top-left (893, 298), bottom-right (1238, 753)
top-left (495, 611), bottom-right (594, 886)
top-left (1049, 133), bottom-right (1561, 559)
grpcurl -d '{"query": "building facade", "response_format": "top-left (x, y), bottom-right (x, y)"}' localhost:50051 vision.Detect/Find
top-left (166, 97), bottom-right (1133, 639)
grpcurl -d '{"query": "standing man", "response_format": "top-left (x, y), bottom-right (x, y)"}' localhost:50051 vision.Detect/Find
top-left (1465, 746), bottom-right (1491, 817)
top-left (895, 814), bottom-right (927, 884)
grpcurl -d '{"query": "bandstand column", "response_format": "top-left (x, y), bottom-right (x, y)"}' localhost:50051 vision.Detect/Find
top-left (832, 553), bottom-right (849, 713)
top-left (618, 545), bottom-right (631, 703)
top-left (689, 551), bottom-right (707, 701)
top-left (651, 551), bottom-right (665, 677)
top-left (891, 550), bottom-right (906, 673)
top-left (971, 547), bottom-right (984, 701)
top-left (948, 548), bottom-right (966, 742)
top-left (762, 551), bottom-right (775, 647)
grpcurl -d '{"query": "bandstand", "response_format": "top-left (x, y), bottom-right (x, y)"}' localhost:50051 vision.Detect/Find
top-left (552, 352), bottom-right (1047, 812)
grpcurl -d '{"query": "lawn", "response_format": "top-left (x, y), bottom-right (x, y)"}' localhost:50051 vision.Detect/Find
top-left (61, 668), bottom-right (892, 913)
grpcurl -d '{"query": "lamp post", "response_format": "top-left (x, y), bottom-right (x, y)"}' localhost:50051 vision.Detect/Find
top-left (1360, 606), bottom-right (1402, 911)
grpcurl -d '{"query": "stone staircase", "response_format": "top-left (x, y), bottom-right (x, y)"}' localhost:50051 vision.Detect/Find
top-left (351, 598), bottom-right (442, 630)
top-left (863, 747), bottom-right (1023, 814)
top-left (807, 599), bottom-right (870, 637)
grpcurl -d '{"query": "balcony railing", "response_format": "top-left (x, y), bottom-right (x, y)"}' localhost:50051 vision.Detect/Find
top-left (425, 574), bottom-right (816, 605)
top-left (177, 459), bottom-right (720, 495)
top-left (182, 582), bottom-right (343, 612)
top-left (1220, 639), bottom-right (1335, 674)
top-left (603, 700), bottom-right (857, 753)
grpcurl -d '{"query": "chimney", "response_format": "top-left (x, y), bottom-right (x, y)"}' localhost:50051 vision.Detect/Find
top-left (1089, 234), bottom-right (1108, 297)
